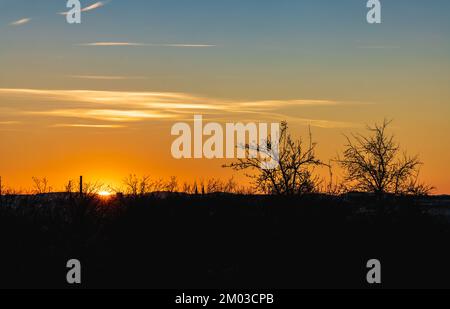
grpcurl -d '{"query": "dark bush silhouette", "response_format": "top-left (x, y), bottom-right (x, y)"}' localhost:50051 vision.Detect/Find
top-left (32, 177), bottom-right (52, 194)
top-left (338, 119), bottom-right (433, 196)
top-left (225, 122), bottom-right (323, 195)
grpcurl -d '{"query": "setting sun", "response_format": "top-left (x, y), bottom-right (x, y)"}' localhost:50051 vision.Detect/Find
top-left (98, 190), bottom-right (112, 197)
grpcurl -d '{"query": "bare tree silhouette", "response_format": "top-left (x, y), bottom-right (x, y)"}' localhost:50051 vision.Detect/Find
top-left (338, 119), bottom-right (433, 196)
top-left (123, 174), bottom-right (152, 197)
top-left (82, 180), bottom-right (104, 197)
top-left (225, 122), bottom-right (323, 195)
top-left (179, 178), bottom-right (245, 194)
top-left (32, 177), bottom-right (52, 194)
top-left (182, 181), bottom-right (194, 194)
top-left (322, 162), bottom-right (347, 196)
top-left (122, 175), bottom-right (184, 196)
top-left (65, 179), bottom-right (76, 194)
top-left (164, 176), bottom-right (179, 193)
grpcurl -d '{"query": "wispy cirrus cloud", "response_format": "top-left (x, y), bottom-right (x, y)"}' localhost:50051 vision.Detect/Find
top-left (28, 109), bottom-right (175, 122)
top-left (82, 1), bottom-right (107, 12)
top-left (78, 42), bottom-right (216, 47)
top-left (51, 124), bottom-right (125, 129)
top-left (59, 1), bottom-right (108, 15)
top-left (0, 88), bottom-right (360, 128)
top-left (80, 42), bottom-right (142, 46)
top-left (68, 75), bottom-right (146, 80)
top-left (0, 121), bottom-right (21, 125)
top-left (356, 45), bottom-right (400, 49)
top-left (9, 18), bottom-right (31, 26)
top-left (0, 88), bottom-right (198, 106)
top-left (153, 44), bottom-right (217, 48)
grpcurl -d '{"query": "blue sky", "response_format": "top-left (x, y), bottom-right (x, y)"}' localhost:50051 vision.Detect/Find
top-left (1, 0), bottom-right (449, 98)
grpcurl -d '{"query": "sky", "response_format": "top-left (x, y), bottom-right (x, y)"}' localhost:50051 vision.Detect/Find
top-left (0, 0), bottom-right (449, 193)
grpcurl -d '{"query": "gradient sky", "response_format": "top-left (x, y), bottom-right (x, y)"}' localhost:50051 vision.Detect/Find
top-left (0, 0), bottom-right (449, 193)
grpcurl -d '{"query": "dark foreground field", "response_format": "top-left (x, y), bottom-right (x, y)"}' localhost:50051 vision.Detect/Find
top-left (1, 193), bottom-right (450, 289)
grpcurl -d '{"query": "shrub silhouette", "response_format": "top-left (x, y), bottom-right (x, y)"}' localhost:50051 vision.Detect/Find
top-left (338, 119), bottom-right (433, 196)
top-left (31, 177), bottom-right (52, 194)
top-left (225, 122), bottom-right (323, 195)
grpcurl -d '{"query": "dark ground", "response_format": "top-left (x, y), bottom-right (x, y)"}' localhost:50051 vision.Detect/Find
top-left (1, 193), bottom-right (450, 289)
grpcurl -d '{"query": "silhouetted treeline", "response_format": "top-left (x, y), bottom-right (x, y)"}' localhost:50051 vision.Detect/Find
top-left (226, 120), bottom-right (434, 196)
top-left (1, 192), bottom-right (450, 288)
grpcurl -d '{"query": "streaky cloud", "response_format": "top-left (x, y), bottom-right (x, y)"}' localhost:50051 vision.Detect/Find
top-left (78, 42), bottom-right (144, 46)
top-left (0, 88), bottom-right (360, 128)
top-left (0, 121), bottom-right (21, 125)
top-left (9, 18), bottom-right (31, 26)
top-left (82, 1), bottom-right (107, 12)
top-left (357, 45), bottom-right (400, 49)
top-left (68, 75), bottom-right (146, 80)
top-left (59, 1), bottom-right (108, 15)
top-left (148, 44), bottom-right (217, 47)
top-left (78, 42), bottom-right (216, 47)
top-left (52, 123), bottom-right (125, 128)
top-left (28, 109), bottom-right (176, 122)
